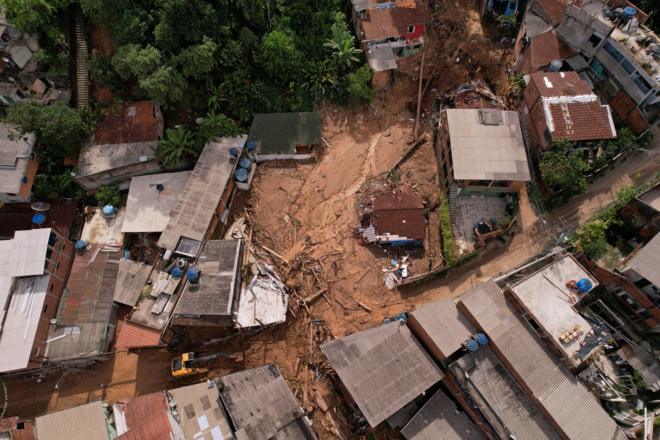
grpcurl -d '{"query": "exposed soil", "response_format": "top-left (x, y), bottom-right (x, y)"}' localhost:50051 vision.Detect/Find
top-left (4, 2), bottom-right (659, 439)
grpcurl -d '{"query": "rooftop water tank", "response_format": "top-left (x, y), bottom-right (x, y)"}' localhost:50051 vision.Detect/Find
top-left (239, 157), bottom-right (252, 169)
top-left (171, 266), bottom-right (183, 278)
top-left (187, 268), bottom-right (200, 283)
top-left (576, 278), bottom-right (593, 293)
top-left (102, 205), bottom-right (116, 216)
top-left (32, 213), bottom-right (46, 225)
top-left (624, 6), bottom-right (637, 17)
top-left (246, 141), bottom-right (257, 152)
top-left (229, 147), bottom-right (239, 158)
top-left (75, 240), bottom-right (87, 250)
top-left (549, 59), bottom-right (563, 72)
top-left (464, 339), bottom-right (479, 352)
top-left (234, 167), bottom-right (249, 183)
top-left (475, 333), bottom-right (489, 346)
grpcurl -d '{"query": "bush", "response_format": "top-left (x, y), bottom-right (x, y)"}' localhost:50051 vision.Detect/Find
top-left (572, 219), bottom-right (611, 259)
top-left (197, 113), bottom-right (241, 145)
top-left (345, 65), bottom-right (373, 103)
top-left (439, 197), bottom-right (454, 266)
top-left (95, 185), bottom-right (122, 207)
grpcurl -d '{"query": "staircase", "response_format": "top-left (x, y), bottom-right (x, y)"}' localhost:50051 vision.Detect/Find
top-left (448, 184), bottom-right (461, 237)
top-left (70, 5), bottom-right (89, 109)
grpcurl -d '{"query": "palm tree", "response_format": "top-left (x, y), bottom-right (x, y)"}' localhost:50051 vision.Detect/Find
top-left (155, 127), bottom-right (198, 169)
top-left (324, 22), bottom-right (362, 71)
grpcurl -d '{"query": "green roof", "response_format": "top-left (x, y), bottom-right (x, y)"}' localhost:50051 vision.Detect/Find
top-left (248, 112), bottom-right (321, 155)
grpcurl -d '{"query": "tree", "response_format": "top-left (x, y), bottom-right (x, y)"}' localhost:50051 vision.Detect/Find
top-left (138, 66), bottom-right (187, 109)
top-left (4, 102), bottom-right (92, 160)
top-left (153, 0), bottom-right (219, 51)
top-left (95, 185), bottom-right (122, 207)
top-left (301, 60), bottom-right (339, 102)
top-left (324, 17), bottom-right (361, 71)
top-left (539, 149), bottom-right (588, 197)
top-left (197, 113), bottom-right (241, 144)
top-left (112, 44), bottom-right (162, 80)
top-left (174, 36), bottom-right (218, 80)
top-left (259, 29), bottom-right (303, 83)
top-left (0, 0), bottom-right (58, 34)
top-left (155, 127), bottom-right (198, 169)
top-left (33, 172), bottom-right (81, 200)
top-left (345, 65), bottom-right (373, 103)
top-left (572, 219), bottom-right (610, 259)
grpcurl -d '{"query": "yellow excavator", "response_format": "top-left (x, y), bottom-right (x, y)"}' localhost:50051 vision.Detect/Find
top-left (170, 352), bottom-right (235, 377)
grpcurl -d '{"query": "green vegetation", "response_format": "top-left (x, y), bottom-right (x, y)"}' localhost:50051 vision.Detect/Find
top-left (540, 140), bottom-right (589, 206)
top-left (155, 127), bottom-right (199, 170)
top-left (94, 185), bottom-right (122, 207)
top-left (439, 198), bottom-right (454, 267)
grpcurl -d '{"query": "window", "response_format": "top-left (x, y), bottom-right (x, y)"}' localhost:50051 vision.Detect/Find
top-left (621, 58), bottom-right (635, 74)
top-left (632, 72), bottom-right (652, 95)
top-left (603, 40), bottom-right (624, 63)
top-left (43, 304), bottom-right (48, 313)
top-left (56, 261), bottom-right (60, 269)
top-left (588, 33), bottom-right (602, 47)
top-left (407, 25), bottom-right (415, 34)
top-left (49, 283), bottom-right (54, 292)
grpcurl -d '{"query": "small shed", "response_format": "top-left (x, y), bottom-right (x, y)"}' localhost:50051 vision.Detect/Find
top-left (248, 112), bottom-right (321, 160)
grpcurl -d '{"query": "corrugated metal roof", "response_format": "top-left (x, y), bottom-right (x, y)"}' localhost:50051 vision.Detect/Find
top-left (218, 365), bottom-right (317, 440)
top-left (35, 401), bottom-right (110, 440)
top-left (122, 171), bottom-right (191, 233)
top-left (321, 322), bottom-right (443, 427)
top-left (0, 228), bottom-right (51, 277)
top-left (409, 297), bottom-right (475, 359)
top-left (93, 101), bottom-right (160, 146)
top-left (158, 136), bottom-right (246, 250)
top-left (624, 233), bottom-right (660, 287)
top-left (116, 411), bottom-right (172, 440)
top-left (445, 109), bottom-right (531, 182)
top-left (248, 113), bottom-right (321, 155)
top-left (174, 240), bottom-right (242, 323)
top-left (459, 280), bottom-right (628, 440)
top-left (76, 142), bottom-right (158, 178)
top-left (636, 183), bottom-right (660, 212)
top-left (401, 389), bottom-right (484, 440)
top-left (114, 320), bottom-right (162, 350)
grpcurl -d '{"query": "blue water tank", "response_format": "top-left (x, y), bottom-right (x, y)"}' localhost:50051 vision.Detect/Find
top-left (624, 6), bottom-right (637, 17)
top-left (239, 157), bottom-right (252, 169)
top-left (246, 141), bottom-right (257, 151)
top-left (32, 213), bottom-right (46, 225)
top-left (171, 266), bottom-right (183, 278)
top-left (465, 339), bottom-right (479, 352)
top-left (234, 167), bottom-right (249, 182)
top-left (475, 333), bottom-right (489, 346)
top-left (102, 205), bottom-right (116, 216)
top-left (229, 147), bottom-right (239, 158)
top-left (576, 278), bottom-right (593, 293)
top-left (187, 268), bottom-right (200, 283)
top-left (74, 240), bottom-right (87, 250)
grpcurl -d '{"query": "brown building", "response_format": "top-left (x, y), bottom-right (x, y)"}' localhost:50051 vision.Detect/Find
top-left (522, 71), bottom-right (616, 154)
top-left (0, 228), bottom-right (74, 373)
top-left (358, 188), bottom-right (426, 246)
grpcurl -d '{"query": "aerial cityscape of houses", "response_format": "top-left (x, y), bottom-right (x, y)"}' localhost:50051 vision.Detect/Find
top-left (0, 0), bottom-right (658, 439)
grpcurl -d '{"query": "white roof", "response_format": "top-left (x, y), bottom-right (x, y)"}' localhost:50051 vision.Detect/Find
top-left (0, 228), bottom-right (51, 277)
top-left (509, 255), bottom-right (597, 360)
top-left (80, 208), bottom-right (124, 246)
top-left (236, 266), bottom-right (288, 329)
top-left (0, 123), bottom-right (36, 194)
top-left (445, 109), bottom-right (531, 182)
top-left (624, 233), bottom-right (660, 288)
top-left (0, 274), bottom-right (49, 372)
top-left (121, 171), bottom-right (191, 233)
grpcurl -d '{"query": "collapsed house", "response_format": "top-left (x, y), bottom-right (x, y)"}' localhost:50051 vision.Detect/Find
top-left (0, 124), bottom-right (37, 204)
top-left (247, 112), bottom-right (321, 162)
top-left (522, 71), bottom-right (617, 154)
top-left (350, 0), bottom-right (428, 72)
top-left (358, 187), bottom-right (426, 247)
top-left (75, 101), bottom-right (164, 191)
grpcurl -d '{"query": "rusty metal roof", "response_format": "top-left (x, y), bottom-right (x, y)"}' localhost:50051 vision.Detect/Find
top-left (93, 101), bottom-right (160, 145)
top-left (459, 280), bottom-right (627, 440)
top-left (321, 321), bottom-right (443, 427)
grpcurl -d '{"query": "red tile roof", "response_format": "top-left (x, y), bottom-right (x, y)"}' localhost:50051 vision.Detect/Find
top-left (116, 411), bottom-right (172, 440)
top-left (373, 189), bottom-right (425, 240)
top-left (360, 5), bottom-right (427, 41)
top-left (534, 0), bottom-right (567, 25)
top-left (115, 320), bottom-right (162, 350)
top-left (123, 393), bottom-right (169, 429)
top-left (93, 101), bottom-right (160, 145)
top-left (57, 250), bottom-right (119, 325)
top-left (522, 30), bottom-right (575, 74)
top-left (546, 101), bottom-right (616, 141)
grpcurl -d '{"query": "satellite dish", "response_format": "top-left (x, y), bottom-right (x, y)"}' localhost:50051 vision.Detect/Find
top-left (31, 201), bottom-right (51, 211)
